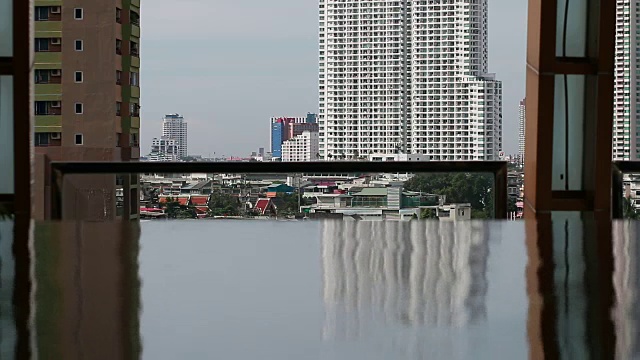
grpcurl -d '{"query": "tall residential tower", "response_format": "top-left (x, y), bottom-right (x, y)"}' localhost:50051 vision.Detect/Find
top-left (519, 98), bottom-right (526, 162)
top-left (33, 1), bottom-right (141, 219)
top-left (613, 0), bottom-right (640, 160)
top-left (162, 114), bottom-right (188, 158)
top-left (318, 0), bottom-right (502, 161)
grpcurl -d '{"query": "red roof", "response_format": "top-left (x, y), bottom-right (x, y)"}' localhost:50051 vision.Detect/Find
top-left (190, 196), bottom-right (209, 206)
top-left (177, 197), bottom-right (189, 205)
top-left (195, 206), bottom-right (209, 214)
top-left (255, 199), bottom-right (270, 215)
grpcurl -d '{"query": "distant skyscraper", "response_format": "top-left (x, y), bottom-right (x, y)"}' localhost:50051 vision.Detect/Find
top-left (519, 99), bottom-right (526, 162)
top-left (162, 114), bottom-right (188, 158)
top-left (270, 114), bottom-right (318, 158)
top-left (613, 1), bottom-right (640, 160)
top-left (318, 0), bottom-right (502, 161)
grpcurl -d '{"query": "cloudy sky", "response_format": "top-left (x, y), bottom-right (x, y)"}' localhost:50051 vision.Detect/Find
top-left (140, 0), bottom-right (527, 157)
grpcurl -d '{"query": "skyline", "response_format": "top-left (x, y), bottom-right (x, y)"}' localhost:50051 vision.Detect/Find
top-left (140, 0), bottom-right (527, 157)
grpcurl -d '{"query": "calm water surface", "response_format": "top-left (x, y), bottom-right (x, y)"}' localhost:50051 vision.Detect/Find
top-left (2, 218), bottom-right (638, 359)
top-left (140, 220), bottom-right (528, 359)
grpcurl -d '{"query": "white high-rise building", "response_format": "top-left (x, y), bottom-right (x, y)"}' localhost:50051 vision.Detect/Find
top-left (519, 99), bottom-right (526, 162)
top-left (162, 114), bottom-right (188, 158)
top-left (318, 0), bottom-right (502, 161)
top-left (281, 131), bottom-right (320, 162)
top-left (148, 137), bottom-right (179, 162)
top-left (613, 1), bottom-right (640, 160)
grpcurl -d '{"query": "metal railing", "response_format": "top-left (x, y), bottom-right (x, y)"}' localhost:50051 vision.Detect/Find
top-left (49, 161), bottom-right (509, 220)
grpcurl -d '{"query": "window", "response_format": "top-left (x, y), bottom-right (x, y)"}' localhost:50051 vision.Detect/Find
top-left (35, 133), bottom-right (50, 147)
top-left (130, 103), bottom-right (140, 117)
top-left (116, 70), bottom-right (122, 85)
top-left (75, 134), bottom-right (83, 145)
top-left (116, 102), bottom-right (122, 116)
top-left (74, 71), bottom-right (83, 83)
top-left (116, 8), bottom-right (122, 23)
top-left (130, 133), bottom-right (139, 147)
top-left (34, 101), bottom-right (48, 115)
top-left (130, 72), bottom-right (139, 86)
top-left (75, 40), bottom-right (83, 51)
top-left (34, 70), bottom-right (50, 84)
top-left (74, 8), bottom-right (83, 20)
top-left (130, 10), bottom-right (140, 26)
top-left (35, 6), bottom-right (49, 21)
top-left (35, 38), bottom-right (49, 52)
top-left (116, 39), bottom-right (122, 55)
top-left (75, 103), bottom-right (83, 114)
top-left (130, 41), bottom-right (139, 57)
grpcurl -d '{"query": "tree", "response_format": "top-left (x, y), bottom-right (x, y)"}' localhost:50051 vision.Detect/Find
top-left (420, 208), bottom-right (437, 219)
top-left (404, 173), bottom-right (493, 217)
top-left (623, 197), bottom-right (640, 220)
top-left (208, 192), bottom-right (241, 216)
top-left (162, 197), bottom-right (197, 219)
top-left (507, 197), bottom-right (518, 213)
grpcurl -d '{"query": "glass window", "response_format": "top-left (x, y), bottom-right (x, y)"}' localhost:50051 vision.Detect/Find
top-left (0, 0), bottom-right (11, 56)
top-left (75, 40), bottom-right (83, 51)
top-left (35, 70), bottom-right (51, 84)
top-left (74, 8), bottom-right (83, 20)
top-left (74, 71), bottom-right (83, 83)
top-left (35, 6), bottom-right (49, 21)
top-left (75, 134), bottom-right (83, 145)
top-left (0, 76), bottom-right (14, 194)
top-left (34, 101), bottom-right (47, 115)
top-left (75, 103), bottom-right (83, 114)
top-left (35, 38), bottom-right (49, 52)
top-left (130, 72), bottom-right (139, 86)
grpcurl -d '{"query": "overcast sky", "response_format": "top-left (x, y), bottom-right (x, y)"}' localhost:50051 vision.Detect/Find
top-left (140, 0), bottom-right (527, 157)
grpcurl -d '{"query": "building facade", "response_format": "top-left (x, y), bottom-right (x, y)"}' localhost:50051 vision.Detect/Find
top-left (270, 114), bottom-right (318, 158)
top-left (281, 130), bottom-right (320, 162)
top-left (318, 0), bottom-right (502, 161)
top-left (519, 98), bottom-right (526, 162)
top-left (148, 136), bottom-right (179, 161)
top-left (162, 113), bottom-right (188, 158)
top-left (32, 0), bottom-right (141, 220)
top-left (613, 0), bottom-right (640, 160)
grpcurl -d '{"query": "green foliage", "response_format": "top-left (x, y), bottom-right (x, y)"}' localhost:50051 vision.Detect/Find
top-left (623, 197), bottom-right (640, 220)
top-left (508, 197), bottom-right (518, 213)
top-left (404, 173), bottom-right (494, 218)
top-left (420, 208), bottom-right (437, 219)
top-left (162, 197), bottom-right (197, 219)
top-left (208, 192), bottom-right (241, 216)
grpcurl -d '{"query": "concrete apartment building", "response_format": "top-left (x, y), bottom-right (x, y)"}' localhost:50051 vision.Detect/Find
top-left (148, 137), bottom-right (179, 161)
top-left (318, 0), bottom-right (502, 161)
top-left (162, 113), bottom-right (188, 158)
top-left (613, 0), bottom-right (640, 160)
top-left (281, 130), bottom-right (320, 162)
top-left (518, 98), bottom-right (526, 163)
top-left (270, 114), bottom-right (318, 159)
top-left (32, 0), bottom-right (141, 220)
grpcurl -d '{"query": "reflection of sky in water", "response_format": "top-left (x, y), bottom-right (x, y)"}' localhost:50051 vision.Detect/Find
top-left (140, 220), bottom-right (529, 360)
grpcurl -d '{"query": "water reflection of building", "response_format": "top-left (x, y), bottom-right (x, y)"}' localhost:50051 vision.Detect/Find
top-left (613, 221), bottom-right (640, 359)
top-left (33, 222), bottom-right (142, 359)
top-left (321, 220), bottom-right (490, 341)
top-left (0, 221), bottom-right (17, 358)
